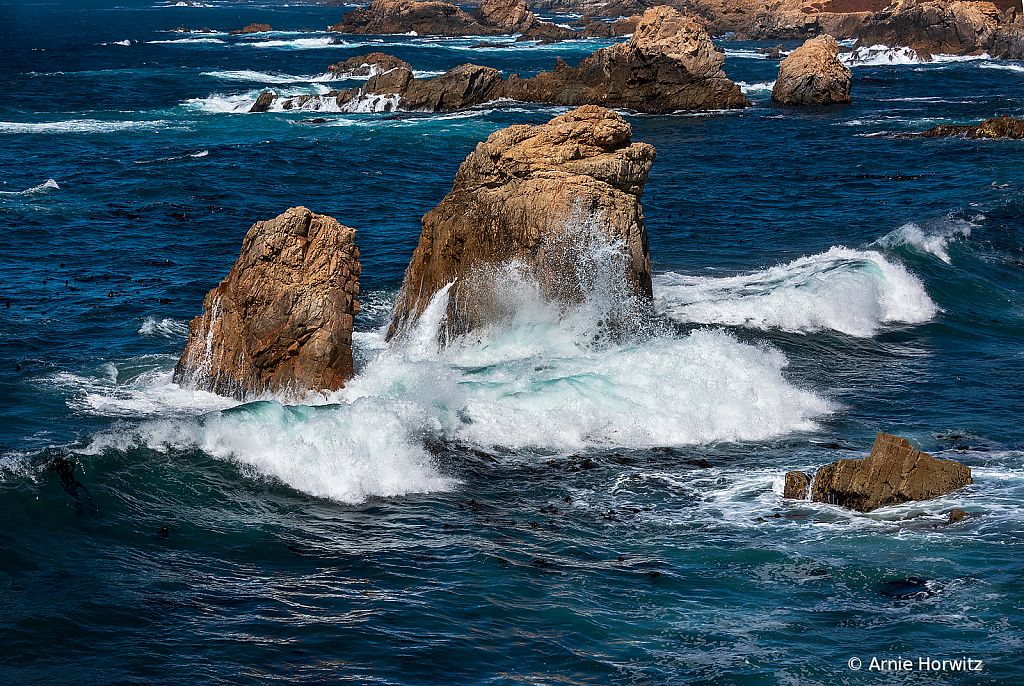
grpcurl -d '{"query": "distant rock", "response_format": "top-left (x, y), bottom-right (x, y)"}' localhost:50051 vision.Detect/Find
top-left (387, 106), bottom-right (656, 341)
top-left (249, 91), bottom-right (277, 112)
top-left (515, 20), bottom-right (579, 43)
top-left (900, 115), bottom-right (1024, 139)
top-left (331, 0), bottom-right (495, 35)
top-left (229, 23), bottom-right (272, 35)
top-left (784, 471), bottom-right (811, 499)
top-left (756, 44), bottom-right (786, 59)
top-left (326, 53), bottom-right (413, 78)
top-left (772, 34), bottom-right (852, 105)
top-left (811, 432), bottom-right (973, 512)
top-left (473, 0), bottom-right (537, 33)
top-left (503, 6), bottom-right (750, 113)
top-left (174, 207), bottom-right (360, 399)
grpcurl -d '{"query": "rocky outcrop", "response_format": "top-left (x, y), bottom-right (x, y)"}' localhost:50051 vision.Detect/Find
top-left (229, 23), bottom-right (272, 35)
top-left (578, 15), bottom-right (643, 38)
top-left (854, 0), bottom-right (1023, 59)
top-left (515, 21), bottom-right (579, 43)
top-left (386, 106), bottom-right (656, 341)
top-left (504, 7), bottom-right (750, 113)
top-left (900, 115), bottom-right (1024, 138)
top-left (249, 91), bottom-right (277, 113)
top-left (771, 35), bottom-right (852, 105)
top-left (325, 6), bottom-right (749, 114)
top-left (784, 471), bottom-right (811, 499)
top-left (174, 207), bottom-right (360, 399)
top-left (326, 53), bottom-right (413, 78)
top-left (331, 0), bottom-right (492, 36)
top-left (473, 0), bottom-right (536, 33)
top-left (809, 432), bottom-right (973, 512)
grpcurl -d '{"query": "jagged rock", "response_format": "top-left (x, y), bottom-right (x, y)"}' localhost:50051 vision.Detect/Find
top-left (945, 507), bottom-right (970, 525)
top-left (900, 115), bottom-right (1024, 138)
top-left (174, 207), bottom-right (360, 399)
top-left (811, 432), bottom-right (973, 512)
top-left (756, 44), bottom-right (786, 59)
top-left (331, 0), bottom-right (496, 35)
top-left (784, 471), bottom-right (811, 499)
top-left (229, 23), bottom-right (272, 35)
top-left (772, 34), bottom-right (852, 105)
top-left (504, 6), bottom-right (750, 113)
top-left (854, 0), bottom-right (1006, 59)
top-left (386, 106), bottom-right (656, 341)
top-left (473, 0), bottom-right (537, 33)
top-left (249, 91), bottom-right (277, 112)
top-left (401, 63), bottom-right (505, 110)
top-left (515, 20), bottom-right (579, 42)
top-left (326, 53), bottom-right (413, 78)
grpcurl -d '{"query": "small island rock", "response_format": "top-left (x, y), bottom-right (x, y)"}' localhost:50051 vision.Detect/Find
top-left (771, 34), bottom-right (852, 105)
top-left (229, 23), bottom-right (272, 35)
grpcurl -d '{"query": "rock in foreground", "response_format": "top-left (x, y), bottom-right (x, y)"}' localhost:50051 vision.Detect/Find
top-left (771, 35), bottom-right (851, 105)
top-left (174, 207), bottom-right (360, 399)
top-left (387, 106), bottom-right (656, 341)
top-left (810, 432), bottom-right (972, 512)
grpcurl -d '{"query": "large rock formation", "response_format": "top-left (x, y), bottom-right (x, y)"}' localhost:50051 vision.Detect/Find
top-left (473, 0), bottom-right (537, 33)
top-left (900, 115), bottom-right (1024, 138)
top-left (387, 106), bottom-right (656, 341)
top-left (855, 0), bottom-right (1024, 59)
top-left (326, 53), bottom-right (413, 78)
top-left (319, 6), bottom-right (750, 114)
top-left (810, 432), bottom-right (973, 512)
top-left (229, 23), bottom-right (272, 35)
top-left (771, 35), bottom-right (852, 105)
top-left (504, 6), bottom-right (750, 112)
top-left (174, 207), bottom-right (360, 399)
top-left (330, 0), bottom-right (576, 38)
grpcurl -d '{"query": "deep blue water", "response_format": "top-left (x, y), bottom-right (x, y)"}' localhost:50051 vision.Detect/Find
top-left (2, 1), bottom-right (1024, 684)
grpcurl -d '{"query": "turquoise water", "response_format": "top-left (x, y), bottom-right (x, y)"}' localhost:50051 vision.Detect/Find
top-left (1, 1), bottom-right (1023, 683)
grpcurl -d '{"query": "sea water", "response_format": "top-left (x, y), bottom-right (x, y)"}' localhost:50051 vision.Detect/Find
top-left (1, 1), bottom-right (1023, 683)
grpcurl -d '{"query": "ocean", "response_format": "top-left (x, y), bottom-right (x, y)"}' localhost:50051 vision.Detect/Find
top-left (1, 1), bottom-right (1022, 684)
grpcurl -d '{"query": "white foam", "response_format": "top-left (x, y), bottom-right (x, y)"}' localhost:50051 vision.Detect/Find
top-left (139, 316), bottom-right (190, 338)
top-left (202, 69), bottom-right (333, 83)
top-left (148, 38), bottom-right (226, 45)
top-left (0, 178), bottom-right (59, 196)
top-left (737, 80), bottom-right (775, 95)
top-left (0, 120), bottom-right (171, 135)
top-left (842, 45), bottom-right (922, 66)
top-left (654, 246), bottom-right (939, 337)
top-left (876, 218), bottom-right (972, 265)
top-left (240, 37), bottom-right (344, 50)
top-left (340, 93), bottom-right (400, 113)
top-left (980, 62), bottom-right (1024, 73)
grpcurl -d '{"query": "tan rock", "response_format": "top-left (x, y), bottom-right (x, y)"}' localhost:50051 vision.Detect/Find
top-left (772, 34), bottom-right (852, 105)
top-left (331, 0), bottom-right (496, 35)
top-left (387, 106), bottom-right (656, 341)
top-left (811, 432), bottom-right (973, 512)
top-left (901, 114), bottom-right (1024, 138)
top-left (854, 0), bottom-right (1003, 59)
top-left (784, 470), bottom-right (811, 499)
top-left (473, 0), bottom-right (537, 33)
top-left (945, 507), bottom-right (970, 525)
top-left (229, 23), bottom-right (272, 35)
top-left (174, 207), bottom-right (360, 399)
top-left (326, 53), bottom-right (413, 78)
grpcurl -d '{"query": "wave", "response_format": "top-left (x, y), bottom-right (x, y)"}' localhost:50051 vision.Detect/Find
top-left (737, 80), bottom-right (775, 95)
top-left (148, 38), bottom-right (226, 45)
top-left (239, 37), bottom-right (348, 50)
top-left (842, 45), bottom-right (922, 66)
top-left (0, 178), bottom-right (59, 197)
top-left (875, 218), bottom-right (973, 265)
top-left (979, 62), bottom-right (1024, 73)
top-left (139, 316), bottom-right (190, 338)
top-left (654, 246), bottom-right (939, 337)
top-left (202, 69), bottom-right (334, 83)
top-left (0, 119), bottom-right (171, 135)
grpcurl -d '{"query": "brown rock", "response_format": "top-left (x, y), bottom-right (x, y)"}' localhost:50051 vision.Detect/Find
top-left (854, 0), bottom-right (1004, 59)
top-left (386, 106), bottom-right (656, 341)
top-left (784, 470), bottom-right (811, 499)
top-left (504, 6), bottom-right (750, 113)
top-left (811, 432), bottom-right (973, 512)
top-left (174, 207), bottom-right (361, 399)
top-left (772, 34), bottom-right (852, 105)
top-left (473, 0), bottom-right (538, 33)
top-left (249, 91), bottom-right (277, 113)
top-left (902, 115), bottom-right (1024, 139)
top-left (229, 23), bottom-right (272, 35)
top-left (945, 507), bottom-right (970, 525)
top-left (331, 0), bottom-right (495, 35)
top-left (515, 20), bottom-right (579, 43)
top-left (326, 53), bottom-right (413, 78)
top-left (401, 63), bottom-right (505, 110)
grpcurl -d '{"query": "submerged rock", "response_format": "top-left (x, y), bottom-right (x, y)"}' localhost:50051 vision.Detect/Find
top-left (811, 432), bottom-right (972, 513)
top-left (387, 105), bottom-right (656, 341)
top-left (901, 115), bottom-right (1024, 139)
top-left (771, 34), bottom-right (852, 105)
top-left (174, 207), bottom-right (360, 399)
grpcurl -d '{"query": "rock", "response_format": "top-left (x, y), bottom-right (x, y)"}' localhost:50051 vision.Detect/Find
top-left (945, 507), bottom-right (970, 525)
top-left (229, 23), bottom-right (272, 35)
top-left (811, 432), bottom-right (973, 513)
top-left (326, 53), bottom-right (413, 78)
top-left (386, 106), bottom-right (656, 341)
top-left (173, 207), bottom-right (360, 399)
top-left (771, 34), bottom-right (852, 105)
top-left (473, 0), bottom-right (537, 33)
top-left (756, 44), bottom-right (786, 59)
top-left (854, 0), bottom-right (1004, 60)
top-left (901, 115), bottom-right (1024, 139)
top-left (400, 63), bottom-right (505, 111)
top-left (784, 470), bottom-right (811, 499)
top-left (331, 0), bottom-right (495, 35)
top-left (249, 91), bottom-right (277, 113)
top-left (504, 6), bottom-right (750, 113)
top-left (515, 20), bottom-right (579, 43)
top-left (469, 41), bottom-right (512, 48)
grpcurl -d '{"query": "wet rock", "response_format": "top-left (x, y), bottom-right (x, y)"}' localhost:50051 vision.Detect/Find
top-left (473, 0), bottom-right (537, 34)
top-left (771, 34), bottom-right (852, 105)
top-left (515, 20), bottom-right (579, 43)
top-left (326, 53), bottom-right (413, 78)
top-left (945, 507), bottom-right (970, 525)
top-left (249, 91), bottom-right (276, 113)
top-left (900, 115), bottom-right (1024, 139)
top-left (387, 106), bottom-right (656, 341)
top-left (229, 23), bottom-right (272, 35)
top-left (811, 432), bottom-right (973, 513)
top-left (877, 576), bottom-right (933, 599)
top-left (331, 0), bottom-right (494, 36)
top-left (784, 470), bottom-right (811, 499)
top-left (174, 207), bottom-right (360, 399)
top-left (756, 44), bottom-right (786, 59)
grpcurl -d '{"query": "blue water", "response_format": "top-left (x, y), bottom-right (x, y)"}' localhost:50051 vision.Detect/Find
top-left (2, 1), bottom-right (1024, 683)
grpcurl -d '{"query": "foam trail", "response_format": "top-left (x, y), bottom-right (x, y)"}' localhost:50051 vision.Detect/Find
top-left (876, 218), bottom-right (972, 264)
top-left (0, 120), bottom-right (171, 135)
top-left (654, 247), bottom-right (938, 336)
top-left (842, 45), bottom-right (921, 66)
top-left (0, 179), bottom-right (59, 196)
